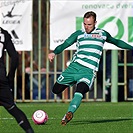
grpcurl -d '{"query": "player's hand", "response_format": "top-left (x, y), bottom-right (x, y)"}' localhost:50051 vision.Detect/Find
top-left (48, 52), bottom-right (55, 62)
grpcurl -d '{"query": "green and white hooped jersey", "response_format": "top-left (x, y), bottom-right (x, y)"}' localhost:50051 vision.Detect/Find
top-left (71, 28), bottom-right (107, 71)
top-left (54, 27), bottom-right (132, 72)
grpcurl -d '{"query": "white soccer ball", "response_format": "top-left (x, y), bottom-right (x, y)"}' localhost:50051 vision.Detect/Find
top-left (32, 110), bottom-right (48, 125)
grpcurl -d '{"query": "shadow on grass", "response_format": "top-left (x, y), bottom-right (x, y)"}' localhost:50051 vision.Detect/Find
top-left (71, 118), bottom-right (132, 125)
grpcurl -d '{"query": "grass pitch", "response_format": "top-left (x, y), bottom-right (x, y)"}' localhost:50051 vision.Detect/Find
top-left (0, 102), bottom-right (133, 133)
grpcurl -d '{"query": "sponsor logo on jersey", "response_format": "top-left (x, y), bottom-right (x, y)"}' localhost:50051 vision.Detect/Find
top-left (84, 33), bottom-right (103, 39)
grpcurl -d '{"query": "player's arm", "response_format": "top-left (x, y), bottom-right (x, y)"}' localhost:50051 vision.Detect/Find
top-left (48, 40), bottom-right (71, 62)
top-left (5, 31), bottom-right (19, 85)
top-left (48, 30), bottom-right (81, 62)
top-left (105, 31), bottom-right (133, 50)
top-left (48, 41), bottom-right (73, 62)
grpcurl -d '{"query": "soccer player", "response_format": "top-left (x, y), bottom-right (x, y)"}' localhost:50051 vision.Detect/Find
top-left (0, 27), bottom-right (34, 133)
top-left (48, 11), bottom-right (133, 125)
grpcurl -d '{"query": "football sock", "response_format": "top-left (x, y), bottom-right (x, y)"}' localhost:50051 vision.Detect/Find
top-left (5, 105), bottom-right (34, 133)
top-left (67, 92), bottom-right (83, 113)
top-left (26, 128), bottom-right (34, 133)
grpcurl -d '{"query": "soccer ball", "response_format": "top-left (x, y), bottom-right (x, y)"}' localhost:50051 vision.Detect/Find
top-left (32, 110), bottom-right (48, 125)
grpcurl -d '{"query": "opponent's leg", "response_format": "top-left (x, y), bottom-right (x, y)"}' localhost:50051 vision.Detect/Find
top-left (61, 82), bottom-right (89, 125)
top-left (0, 81), bottom-right (34, 133)
top-left (5, 104), bottom-right (34, 133)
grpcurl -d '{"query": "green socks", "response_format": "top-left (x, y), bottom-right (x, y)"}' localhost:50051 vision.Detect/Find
top-left (68, 92), bottom-right (83, 113)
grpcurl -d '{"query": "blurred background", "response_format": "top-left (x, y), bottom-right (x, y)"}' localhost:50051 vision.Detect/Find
top-left (1, 0), bottom-right (133, 102)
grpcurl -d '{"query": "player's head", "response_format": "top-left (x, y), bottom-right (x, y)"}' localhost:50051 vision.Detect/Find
top-left (83, 11), bottom-right (97, 33)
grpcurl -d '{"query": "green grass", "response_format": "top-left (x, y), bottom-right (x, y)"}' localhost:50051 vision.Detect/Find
top-left (0, 102), bottom-right (133, 133)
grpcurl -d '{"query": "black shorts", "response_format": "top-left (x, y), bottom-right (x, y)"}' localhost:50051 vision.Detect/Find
top-left (0, 68), bottom-right (14, 108)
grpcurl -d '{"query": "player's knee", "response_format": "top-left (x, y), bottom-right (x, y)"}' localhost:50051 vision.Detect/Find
top-left (52, 84), bottom-right (61, 94)
top-left (52, 83), bottom-right (59, 94)
top-left (76, 82), bottom-right (89, 95)
top-left (4, 104), bottom-right (16, 111)
top-left (52, 87), bottom-right (58, 94)
top-left (52, 82), bottom-right (68, 94)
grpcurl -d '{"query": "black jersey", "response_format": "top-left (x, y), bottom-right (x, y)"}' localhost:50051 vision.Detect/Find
top-left (0, 27), bottom-right (18, 82)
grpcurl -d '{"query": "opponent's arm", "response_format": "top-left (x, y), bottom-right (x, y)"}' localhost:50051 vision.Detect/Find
top-left (5, 31), bottom-right (19, 86)
top-left (105, 31), bottom-right (133, 50)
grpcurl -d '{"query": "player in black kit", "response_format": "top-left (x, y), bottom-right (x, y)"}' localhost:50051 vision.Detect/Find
top-left (0, 27), bottom-right (34, 133)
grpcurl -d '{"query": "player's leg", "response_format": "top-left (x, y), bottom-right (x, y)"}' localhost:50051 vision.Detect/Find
top-left (61, 66), bottom-right (96, 125)
top-left (52, 64), bottom-right (76, 95)
top-left (61, 82), bottom-right (89, 125)
top-left (52, 82), bottom-right (68, 94)
top-left (68, 82), bottom-right (89, 113)
top-left (0, 80), bottom-right (34, 133)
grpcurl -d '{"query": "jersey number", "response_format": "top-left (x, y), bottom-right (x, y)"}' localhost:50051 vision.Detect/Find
top-left (58, 75), bottom-right (64, 82)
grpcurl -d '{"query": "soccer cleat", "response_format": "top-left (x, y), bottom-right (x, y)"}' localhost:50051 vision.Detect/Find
top-left (61, 112), bottom-right (73, 125)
